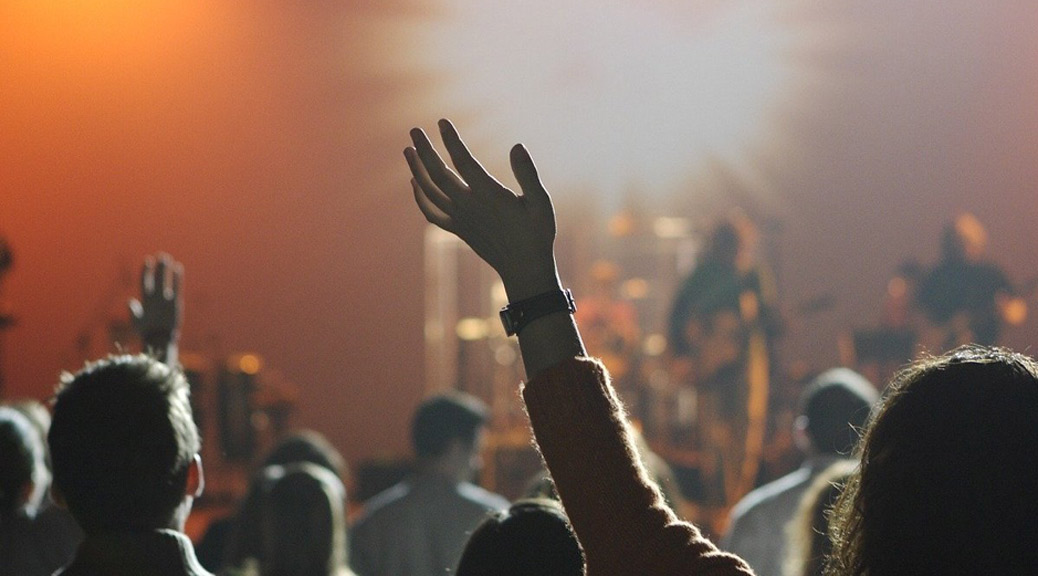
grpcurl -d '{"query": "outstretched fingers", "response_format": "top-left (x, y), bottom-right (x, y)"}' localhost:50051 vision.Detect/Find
top-left (405, 148), bottom-right (453, 214)
top-left (168, 259), bottom-right (184, 301)
top-left (410, 128), bottom-right (466, 199)
top-left (510, 143), bottom-right (553, 214)
top-left (437, 119), bottom-right (504, 193)
top-left (412, 179), bottom-right (454, 230)
top-left (141, 255), bottom-right (156, 297)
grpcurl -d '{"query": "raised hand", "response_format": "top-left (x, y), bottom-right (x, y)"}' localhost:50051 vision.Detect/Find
top-left (129, 253), bottom-right (183, 364)
top-left (407, 120), bottom-right (585, 378)
top-left (406, 119), bottom-right (560, 302)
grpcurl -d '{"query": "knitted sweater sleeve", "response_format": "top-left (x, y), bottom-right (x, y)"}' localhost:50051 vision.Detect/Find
top-left (522, 356), bottom-right (755, 576)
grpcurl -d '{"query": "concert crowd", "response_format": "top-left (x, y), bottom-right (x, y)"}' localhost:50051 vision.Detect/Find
top-left (1, 120), bottom-right (1036, 576)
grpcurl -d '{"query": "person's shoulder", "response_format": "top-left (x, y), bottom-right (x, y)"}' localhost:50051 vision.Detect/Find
top-left (730, 466), bottom-right (812, 520)
top-left (352, 481), bottom-right (413, 526)
top-left (456, 482), bottom-right (509, 511)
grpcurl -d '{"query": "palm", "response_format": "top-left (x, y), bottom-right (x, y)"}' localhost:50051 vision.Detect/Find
top-left (406, 120), bottom-right (558, 291)
top-left (129, 253), bottom-right (183, 346)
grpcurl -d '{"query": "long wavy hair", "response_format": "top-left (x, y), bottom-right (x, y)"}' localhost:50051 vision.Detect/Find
top-left (825, 346), bottom-right (1038, 575)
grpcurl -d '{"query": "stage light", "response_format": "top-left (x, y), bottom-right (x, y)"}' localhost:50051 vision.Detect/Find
top-left (400, 0), bottom-right (815, 203)
top-left (236, 353), bottom-right (263, 375)
top-left (456, 317), bottom-right (489, 341)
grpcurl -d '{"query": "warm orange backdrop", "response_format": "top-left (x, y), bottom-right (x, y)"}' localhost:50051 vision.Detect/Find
top-left (0, 2), bottom-right (437, 462)
top-left (2, 1), bottom-right (1037, 466)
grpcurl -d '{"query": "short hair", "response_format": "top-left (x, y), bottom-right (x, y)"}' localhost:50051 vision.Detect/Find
top-left (262, 430), bottom-right (346, 481)
top-left (799, 368), bottom-right (878, 455)
top-left (455, 499), bottom-right (584, 576)
top-left (411, 393), bottom-right (488, 458)
top-left (0, 406), bottom-right (45, 517)
top-left (49, 354), bottom-right (200, 532)
top-left (827, 346), bottom-right (1038, 575)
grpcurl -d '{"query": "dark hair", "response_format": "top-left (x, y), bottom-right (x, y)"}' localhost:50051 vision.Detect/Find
top-left (455, 499), bottom-right (584, 576)
top-left (800, 368), bottom-right (877, 456)
top-left (0, 407), bottom-right (45, 518)
top-left (262, 430), bottom-right (346, 481)
top-left (411, 393), bottom-right (487, 458)
top-left (226, 432), bottom-right (348, 569)
top-left (48, 354), bottom-right (200, 531)
top-left (827, 346), bottom-right (1038, 575)
top-left (258, 463), bottom-right (350, 576)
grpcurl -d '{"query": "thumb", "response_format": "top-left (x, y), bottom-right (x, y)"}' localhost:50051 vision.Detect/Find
top-left (510, 144), bottom-right (553, 214)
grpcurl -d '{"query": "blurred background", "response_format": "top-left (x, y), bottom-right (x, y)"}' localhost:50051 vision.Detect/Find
top-left (2, 0), bottom-right (1037, 514)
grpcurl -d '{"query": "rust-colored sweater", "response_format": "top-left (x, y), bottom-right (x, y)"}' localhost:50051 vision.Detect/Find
top-left (522, 357), bottom-right (755, 576)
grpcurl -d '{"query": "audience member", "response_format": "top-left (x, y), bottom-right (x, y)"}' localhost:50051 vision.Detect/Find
top-left (455, 498), bottom-right (583, 576)
top-left (47, 253), bottom-right (211, 575)
top-left (405, 119), bottom-right (753, 575)
top-left (827, 346), bottom-right (1038, 575)
top-left (349, 392), bottom-right (508, 576)
top-left (203, 430), bottom-right (347, 572)
top-left (0, 406), bottom-right (43, 516)
top-left (722, 368), bottom-right (877, 576)
top-left (0, 406), bottom-right (73, 576)
top-left (782, 460), bottom-right (856, 576)
top-left (49, 353), bottom-right (207, 575)
top-left (242, 463), bottom-right (356, 576)
top-left (1, 399), bottom-right (83, 574)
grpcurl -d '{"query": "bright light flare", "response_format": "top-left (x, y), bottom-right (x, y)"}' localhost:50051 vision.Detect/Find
top-left (394, 0), bottom-right (812, 202)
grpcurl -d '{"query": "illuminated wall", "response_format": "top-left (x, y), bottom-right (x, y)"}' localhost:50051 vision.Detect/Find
top-left (1, 0), bottom-right (1036, 464)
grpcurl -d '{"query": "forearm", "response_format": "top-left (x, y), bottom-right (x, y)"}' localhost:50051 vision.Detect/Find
top-left (522, 358), bottom-right (753, 575)
top-left (501, 261), bottom-right (586, 380)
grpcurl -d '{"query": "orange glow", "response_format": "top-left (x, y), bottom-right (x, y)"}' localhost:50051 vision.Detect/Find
top-left (236, 354), bottom-right (263, 375)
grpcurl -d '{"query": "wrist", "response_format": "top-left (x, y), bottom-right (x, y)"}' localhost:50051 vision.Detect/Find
top-left (500, 288), bottom-right (576, 336)
top-left (501, 259), bottom-right (562, 303)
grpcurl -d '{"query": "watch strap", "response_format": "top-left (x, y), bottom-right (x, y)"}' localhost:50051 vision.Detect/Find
top-left (499, 289), bottom-right (576, 336)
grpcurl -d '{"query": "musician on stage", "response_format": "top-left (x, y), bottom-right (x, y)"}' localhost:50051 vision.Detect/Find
top-left (916, 213), bottom-right (1027, 350)
top-left (666, 212), bottom-right (779, 514)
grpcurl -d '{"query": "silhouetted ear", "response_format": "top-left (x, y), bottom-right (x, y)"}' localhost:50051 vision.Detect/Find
top-left (186, 454), bottom-right (204, 498)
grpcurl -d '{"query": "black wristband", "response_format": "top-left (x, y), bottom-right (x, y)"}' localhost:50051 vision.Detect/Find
top-left (499, 289), bottom-right (576, 336)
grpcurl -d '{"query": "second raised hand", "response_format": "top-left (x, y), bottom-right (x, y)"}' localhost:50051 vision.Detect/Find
top-left (406, 119), bottom-right (561, 302)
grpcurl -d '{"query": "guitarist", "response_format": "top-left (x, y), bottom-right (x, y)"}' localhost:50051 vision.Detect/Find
top-left (667, 213), bottom-right (780, 514)
top-left (916, 213), bottom-right (1027, 351)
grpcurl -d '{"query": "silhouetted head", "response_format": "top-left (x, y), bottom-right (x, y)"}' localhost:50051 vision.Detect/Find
top-left (940, 212), bottom-right (987, 263)
top-left (707, 221), bottom-right (742, 267)
top-left (706, 210), bottom-right (759, 270)
top-left (455, 499), bottom-right (583, 576)
top-left (797, 368), bottom-right (878, 456)
top-left (828, 346), bottom-right (1038, 575)
top-left (226, 431), bottom-right (346, 569)
top-left (48, 354), bottom-right (201, 533)
top-left (412, 392), bottom-right (488, 480)
top-left (263, 430), bottom-right (346, 481)
top-left (0, 406), bottom-right (47, 517)
top-left (258, 463), bottom-right (350, 576)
